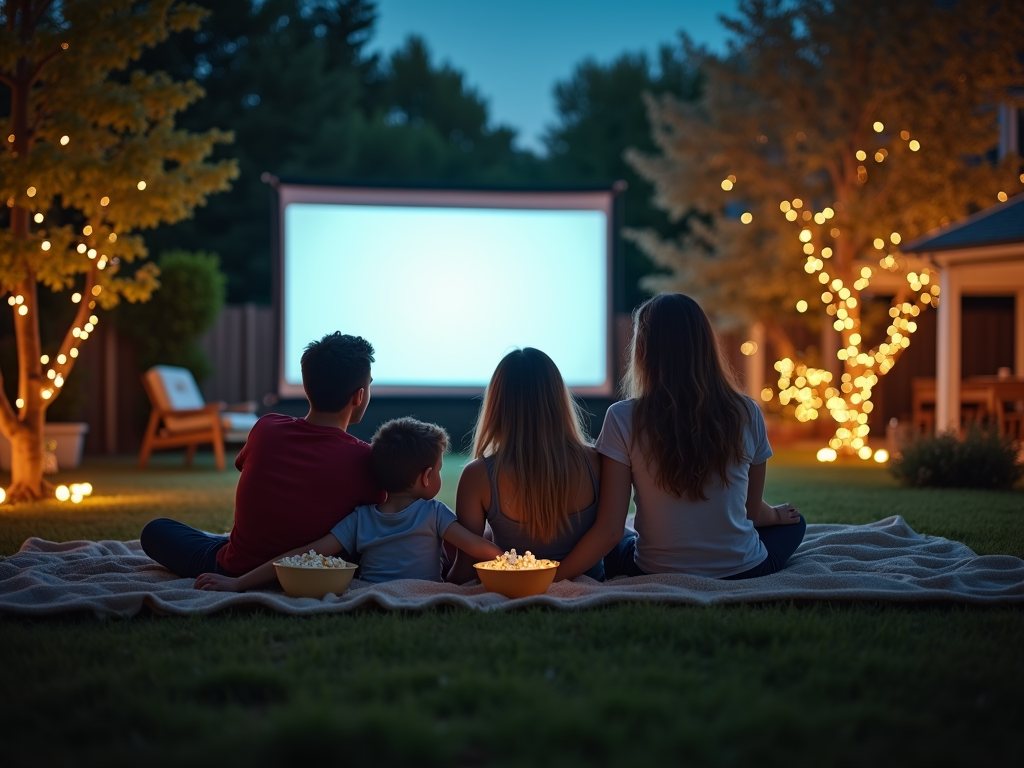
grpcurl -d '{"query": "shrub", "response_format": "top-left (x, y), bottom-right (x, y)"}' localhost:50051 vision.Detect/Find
top-left (115, 250), bottom-right (226, 382)
top-left (890, 428), bottom-right (1024, 489)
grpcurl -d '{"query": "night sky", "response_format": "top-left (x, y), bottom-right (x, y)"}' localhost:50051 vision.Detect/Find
top-left (370, 0), bottom-right (740, 153)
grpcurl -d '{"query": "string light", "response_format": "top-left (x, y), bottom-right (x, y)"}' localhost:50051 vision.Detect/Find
top-left (33, 213), bottom-right (44, 223)
top-left (764, 124), bottom-right (939, 462)
top-left (26, 186), bottom-right (37, 197)
top-left (100, 196), bottom-right (109, 206)
top-left (71, 292), bottom-right (81, 303)
top-left (741, 212), bottom-right (753, 224)
top-left (60, 135), bottom-right (70, 145)
top-left (137, 181), bottom-right (147, 190)
top-left (873, 121), bottom-right (884, 132)
top-left (997, 191), bottom-right (1008, 202)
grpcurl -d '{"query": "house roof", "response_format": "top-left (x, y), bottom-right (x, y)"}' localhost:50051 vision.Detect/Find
top-left (901, 192), bottom-right (1024, 253)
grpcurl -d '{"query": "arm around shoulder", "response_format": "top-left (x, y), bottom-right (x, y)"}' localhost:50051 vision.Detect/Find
top-left (555, 453), bottom-right (632, 581)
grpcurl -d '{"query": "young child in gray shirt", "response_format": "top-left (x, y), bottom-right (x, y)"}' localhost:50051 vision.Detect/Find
top-left (331, 417), bottom-right (502, 583)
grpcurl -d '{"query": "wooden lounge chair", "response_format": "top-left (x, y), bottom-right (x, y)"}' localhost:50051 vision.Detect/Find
top-left (139, 365), bottom-right (258, 471)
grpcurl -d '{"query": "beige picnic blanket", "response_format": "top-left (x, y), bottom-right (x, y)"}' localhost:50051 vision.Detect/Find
top-left (1, 516), bottom-right (1022, 618)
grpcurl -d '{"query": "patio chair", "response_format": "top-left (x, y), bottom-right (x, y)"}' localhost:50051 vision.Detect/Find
top-left (139, 365), bottom-right (259, 471)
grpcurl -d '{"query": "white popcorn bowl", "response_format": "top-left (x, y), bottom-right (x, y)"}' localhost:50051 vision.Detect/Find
top-left (273, 561), bottom-right (358, 599)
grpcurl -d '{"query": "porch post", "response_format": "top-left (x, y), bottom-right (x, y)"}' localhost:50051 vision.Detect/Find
top-left (935, 265), bottom-right (961, 432)
top-left (1015, 288), bottom-right (1024, 377)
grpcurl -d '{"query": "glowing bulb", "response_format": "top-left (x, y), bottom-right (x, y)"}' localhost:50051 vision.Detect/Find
top-left (15, 295), bottom-right (23, 304)
top-left (823, 207), bottom-right (834, 218)
top-left (861, 267), bottom-right (872, 278)
top-left (83, 225), bottom-right (93, 235)
top-left (740, 212), bottom-right (753, 224)
top-left (6, 134), bottom-right (13, 143)
top-left (55, 485), bottom-right (70, 501)
top-left (780, 201), bottom-right (791, 212)
top-left (87, 248), bottom-right (97, 258)
top-left (6, 297), bottom-right (13, 306)
top-left (100, 196), bottom-right (109, 206)
top-left (47, 369), bottom-right (56, 380)
top-left (873, 121), bottom-right (884, 132)
top-left (58, 353), bottom-right (67, 364)
top-left (41, 388), bottom-right (52, 399)
top-left (84, 322), bottom-right (94, 332)
top-left (858, 446), bottom-right (873, 460)
top-left (137, 180), bottom-right (147, 191)
top-left (785, 210), bottom-right (798, 221)
top-left (760, 388), bottom-right (773, 402)
top-left (26, 186), bottom-right (37, 197)
top-left (33, 213), bottom-right (44, 223)
top-left (997, 191), bottom-right (1008, 202)
top-left (792, 198), bottom-right (803, 209)
top-left (18, 305), bottom-right (27, 316)
top-left (721, 179), bottom-right (733, 191)
top-left (856, 150), bottom-right (867, 161)
top-left (874, 449), bottom-right (889, 463)
top-left (799, 229), bottom-right (812, 242)
top-left (890, 233), bottom-right (901, 244)
top-left (909, 140), bottom-right (920, 151)
top-left (89, 315), bottom-right (98, 324)
top-left (41, 240), bottom-right (51, 251)
top-left (72, 292), bottom-right (82, 303)
top-left (108, 233), bottom-right (117, 242)
top-left (40, 355), bottom-right (49, 364)
top-left (740, 341), bottom-right (758, 355)
top-left (873, 238), bottom-right (885, 249)
top-left (874, 151), bottom-right (885, 162)
top-left (796, 300), bottom-right (808, 313)
top-left (816, 447), bottom-right (837, 462)
top-left (60, 134), bottom-right (70, 145)
top-left (70, 348), bottom-right (79, 358)
top-left (821, 247), bottom-right (833, 258)
top-left (15, 398), bottom-right (24, 408)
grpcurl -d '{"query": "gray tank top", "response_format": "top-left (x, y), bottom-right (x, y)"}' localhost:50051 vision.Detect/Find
top-left (484, 455), bottom-right (599, 561)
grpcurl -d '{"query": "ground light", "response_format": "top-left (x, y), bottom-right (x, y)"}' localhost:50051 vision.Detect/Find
top-left (54, 483), bottom-right (93, 503)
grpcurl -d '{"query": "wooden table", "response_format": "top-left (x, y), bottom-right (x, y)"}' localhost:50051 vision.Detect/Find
top-left (911, 376), bottom-right (1024, 436)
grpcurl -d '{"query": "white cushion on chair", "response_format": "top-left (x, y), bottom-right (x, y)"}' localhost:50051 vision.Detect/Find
top-left (145, 366), bottom-right (206, 411)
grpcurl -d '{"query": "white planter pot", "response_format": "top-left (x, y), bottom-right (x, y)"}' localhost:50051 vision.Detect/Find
top-left (0, 422), bottom-right (90, 472)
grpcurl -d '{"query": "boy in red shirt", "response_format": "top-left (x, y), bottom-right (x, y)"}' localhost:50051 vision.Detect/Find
top-left (140, 333), bottom-right (384, 578)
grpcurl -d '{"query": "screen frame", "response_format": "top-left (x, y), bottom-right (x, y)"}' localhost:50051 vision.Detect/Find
top-left (272, 181), bottom-right (620, 399)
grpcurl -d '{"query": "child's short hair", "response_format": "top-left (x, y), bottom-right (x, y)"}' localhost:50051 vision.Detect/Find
top-left (300, 332), bottom-right (374, 412)
top-left (370, 417), bottom-right (450, 493)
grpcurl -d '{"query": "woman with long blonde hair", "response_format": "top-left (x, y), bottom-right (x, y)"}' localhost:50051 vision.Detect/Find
top-left (449, 347), bottom-right (608, 582)
top-left (557, 293), bottom-right (804, 581)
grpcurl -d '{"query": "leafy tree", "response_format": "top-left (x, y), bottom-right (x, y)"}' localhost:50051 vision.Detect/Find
top-left (0, 0), bottom-right (237, 501)
top-left (628, 0), bottom-right (1024, 458)
top-left (543, 48), bottom-right (701, 311)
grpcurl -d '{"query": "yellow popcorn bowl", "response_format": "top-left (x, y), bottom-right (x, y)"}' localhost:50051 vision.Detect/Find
top-left (473, 561), bottom-right (559, 599)
top-left (273, 561), bottom-right (358, 599)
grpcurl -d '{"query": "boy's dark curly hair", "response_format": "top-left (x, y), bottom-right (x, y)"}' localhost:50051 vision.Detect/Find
top-left (300, 333), bottom-right (374, 412)
top-left (370, 417), bottom-right (450, 493)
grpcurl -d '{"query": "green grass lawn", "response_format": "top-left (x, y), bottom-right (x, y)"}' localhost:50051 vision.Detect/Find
top-left (2, 449), bottom-right (1023, 767)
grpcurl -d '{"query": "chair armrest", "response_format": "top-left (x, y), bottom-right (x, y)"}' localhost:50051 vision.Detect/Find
top-left (157, 403), bottom-right (223, 418)
top-left (224, 401), bottom-right (259, 413)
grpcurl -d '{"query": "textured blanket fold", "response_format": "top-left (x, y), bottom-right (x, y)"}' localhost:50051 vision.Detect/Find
top-left (1, 516), bottom-right (1022, 618)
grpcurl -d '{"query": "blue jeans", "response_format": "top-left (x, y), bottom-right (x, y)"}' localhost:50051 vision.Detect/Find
top-left (140, 518), bottom-right (231, 578)
top-left (604, 515), bottom-right (807, 580)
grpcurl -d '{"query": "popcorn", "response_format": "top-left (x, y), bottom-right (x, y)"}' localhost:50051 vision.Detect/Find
top-left (476, 548), bottom-right (558, 571)
top-left (277, 550), bottom-right (349, 568)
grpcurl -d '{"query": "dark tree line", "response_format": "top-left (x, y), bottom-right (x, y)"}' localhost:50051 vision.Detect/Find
top-left (139, 0), bottom-right (700, 308)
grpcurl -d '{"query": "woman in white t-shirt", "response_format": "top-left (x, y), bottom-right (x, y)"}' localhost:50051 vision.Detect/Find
top-left (556, 293), bottom-right (805, 581)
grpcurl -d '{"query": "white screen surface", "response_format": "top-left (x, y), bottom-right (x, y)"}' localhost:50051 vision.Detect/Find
top-left (278, 186), bottom-right (613, 396)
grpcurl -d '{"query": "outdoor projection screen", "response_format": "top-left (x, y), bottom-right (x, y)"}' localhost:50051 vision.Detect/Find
top-left (276, 183), bottom-right (615, 397)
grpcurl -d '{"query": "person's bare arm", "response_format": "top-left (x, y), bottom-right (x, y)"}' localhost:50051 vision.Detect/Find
top-left (449, 460), bottom-right (491, 583)
top-left (443, 522), bottom-right (503, 564)
top-left (194, 533), bottom-right (348, 592)
top-left (745, 461), bottom-right (801, 528)
top-left (555, 455), bottom-right (632, 581)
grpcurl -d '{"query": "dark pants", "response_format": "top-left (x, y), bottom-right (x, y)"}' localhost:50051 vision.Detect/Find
top-left (604, 515), bottom-right (807, 580)
top-left (140, 518), bottom-right (231, 578)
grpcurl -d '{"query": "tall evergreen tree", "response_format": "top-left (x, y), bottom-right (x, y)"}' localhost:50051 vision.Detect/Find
top-left (0, 0), bottom-right (237, 501)
top-left (544, 48), bottom-right (701, 311)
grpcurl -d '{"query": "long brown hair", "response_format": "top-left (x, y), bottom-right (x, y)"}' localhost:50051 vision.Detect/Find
top-left (624, 293), bottom-right (749, 500)
top-left (472, 348), bottom-right (591, 542)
